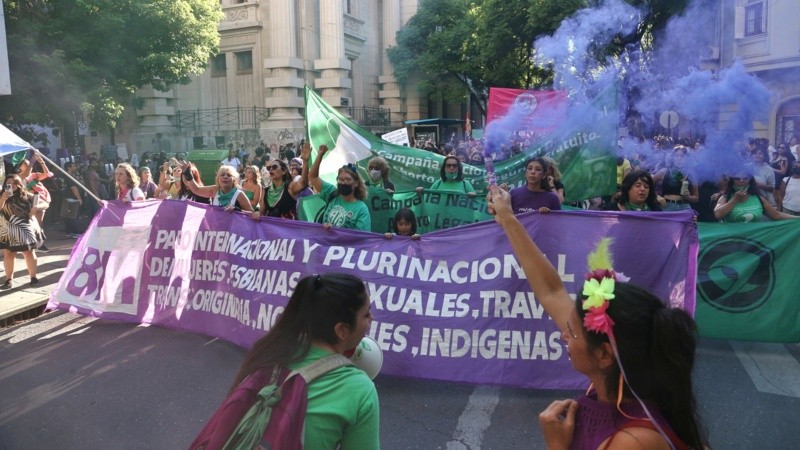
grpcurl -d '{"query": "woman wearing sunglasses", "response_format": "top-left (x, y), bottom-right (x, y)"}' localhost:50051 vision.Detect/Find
top-left (252, 145), bottom-right (309, 220)
top-left (427, 155), bottom-right (476, 196)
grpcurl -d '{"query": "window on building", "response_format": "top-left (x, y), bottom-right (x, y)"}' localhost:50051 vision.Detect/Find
top-left (346, 0), bottom-right (353, 15)
top-left (236, 51), bottom-right (253, 75)
top-left (744, 0), bottom-right (766, 37)
top-left (211, 54), bottom-right (226, 77)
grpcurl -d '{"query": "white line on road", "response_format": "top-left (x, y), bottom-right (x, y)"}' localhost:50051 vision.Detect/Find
top-left (731, 340), bottom-right (800, 398)
top-left (446, 385), bottom-right (501, 450)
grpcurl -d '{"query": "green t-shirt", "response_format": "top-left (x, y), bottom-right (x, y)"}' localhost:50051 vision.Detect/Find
top-left (429, 178), bottom-right (476, 193)
top-left (289, 346), bottom-right (380, 449)
top-left (722, 194), bottom-right (764, 223)
top-left (320, 182), bottom-right (371, 231)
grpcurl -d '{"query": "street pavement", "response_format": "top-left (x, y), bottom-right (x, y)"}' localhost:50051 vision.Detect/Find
top-left (1, 219), bottom-right (799, 449)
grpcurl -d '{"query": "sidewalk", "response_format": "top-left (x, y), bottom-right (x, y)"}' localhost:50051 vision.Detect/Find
top-left (0, 219), bottom-right (77, 327)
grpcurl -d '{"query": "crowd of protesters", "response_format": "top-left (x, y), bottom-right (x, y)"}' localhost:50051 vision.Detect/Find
top-left (3, 131), bottom-right (799, 252)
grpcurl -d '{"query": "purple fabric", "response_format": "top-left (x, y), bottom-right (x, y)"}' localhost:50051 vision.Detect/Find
top-left (570, 393), bottom-right (678, 450)
top-left (47, 200), bottom-right (698, 389)
top-left (509, 187), bottom-right (562, 213)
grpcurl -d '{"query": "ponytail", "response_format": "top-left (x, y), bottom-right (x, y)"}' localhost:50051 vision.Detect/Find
top-left (648, 308), bottom-right (705, 449)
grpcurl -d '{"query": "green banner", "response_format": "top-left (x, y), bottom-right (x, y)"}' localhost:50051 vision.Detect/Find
top-left (298, 187), bottom-right (492, 234)
top-left (304, 86), bottom-right (617, 201)
top-left (696, 220), bottom-right (800, 343)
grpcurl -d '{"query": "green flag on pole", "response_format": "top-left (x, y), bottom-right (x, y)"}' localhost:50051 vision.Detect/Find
top-left (303, 85), bottom-right (617, 201)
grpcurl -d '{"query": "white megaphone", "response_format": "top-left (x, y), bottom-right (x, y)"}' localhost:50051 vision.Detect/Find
top-left (348, 336), bottom-right (383, 380)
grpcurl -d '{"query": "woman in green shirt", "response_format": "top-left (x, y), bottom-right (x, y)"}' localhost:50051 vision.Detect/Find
top-left (714, 172), bottom-right (797, 223)
top-left (229, 273), bottom-right (380, 449)
top-left (427, 155), bottom-right (477, 196)
top-left (309, 144), bottom-right (371, 231)
top-left (182, 164), bottom-right (253, 212)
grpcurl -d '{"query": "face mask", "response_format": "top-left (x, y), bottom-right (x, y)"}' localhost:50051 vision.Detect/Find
top-left (337, 183), bottom-right (354, 196)
top-left (733, 184), bottom-right (749, 193)
top-left (369, 169), bottom-right (382, 181)
top-left (445, 172), bottom-right (457, 181)
top-left (793, 166), bottom-right (800, 176)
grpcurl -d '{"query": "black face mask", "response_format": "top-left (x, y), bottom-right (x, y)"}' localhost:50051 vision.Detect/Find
top-left (337, 183), bottom-right (354, 196)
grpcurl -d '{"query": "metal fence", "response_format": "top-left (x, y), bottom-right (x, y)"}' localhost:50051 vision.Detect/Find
top-left (176, 105), bottom-right (391, 131)
top-left (176, 107), bottom-right (270, 131)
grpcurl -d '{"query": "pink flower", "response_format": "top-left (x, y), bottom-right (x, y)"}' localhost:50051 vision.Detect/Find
top-left (583, 302), bottom-right (615, 336)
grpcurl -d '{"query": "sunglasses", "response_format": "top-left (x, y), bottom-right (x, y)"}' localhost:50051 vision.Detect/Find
top-left (267, 165), bottom-right (281, 171)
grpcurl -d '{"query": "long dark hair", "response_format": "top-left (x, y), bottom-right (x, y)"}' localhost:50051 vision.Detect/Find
top-left (392, 207), bottom-right (418, 235)
top-left (439, 156), bottom-right (464, 181)
top-left (723, 173), bottom-right (759, 197)
top-left (576, 283), bottom-right (705, 449)
top-left (525, 157), bottom-right (551, 191)
top-left (229, 273), bottom-right (367, 392)
top-left (618, 170), bottom-right (662, 211)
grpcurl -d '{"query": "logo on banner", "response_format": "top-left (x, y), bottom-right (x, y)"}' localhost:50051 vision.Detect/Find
top-left (60, 226), bottom-right (150, 315)
top-left (514, 93), bottom-right (538, 116)
top-left (697, 237), bottom-right (775, 312)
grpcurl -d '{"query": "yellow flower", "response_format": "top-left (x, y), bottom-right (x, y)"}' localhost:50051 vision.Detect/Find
top-left (582, 277), bottom-right (615, 309)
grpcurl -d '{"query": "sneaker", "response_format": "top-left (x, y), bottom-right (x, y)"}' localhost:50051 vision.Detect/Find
top-left (1, 279), bottom-right (11, 289)
top-left (38, 244), bottom-right (50, 253)
top-left (30, 277), bottom-right (39, 286)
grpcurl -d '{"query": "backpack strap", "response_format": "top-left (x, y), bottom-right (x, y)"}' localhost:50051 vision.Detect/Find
top-left (292, 353), bottom-right (352, 384)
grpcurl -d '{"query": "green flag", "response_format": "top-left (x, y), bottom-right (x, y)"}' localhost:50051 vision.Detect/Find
top-left (304, 85), bottom-right (617, 201)
top-left (695, 220), bottom-right (800, 343)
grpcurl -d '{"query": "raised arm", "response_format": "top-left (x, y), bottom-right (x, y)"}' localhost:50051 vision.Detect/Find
top-left (487, 185), bottom-right (575, 328)
top-left (308, 144), bottom-right (328, 193)
top-left (181, 163), bottom-right (218, 198)
top-left (289, 143), bottom-right (311, 197)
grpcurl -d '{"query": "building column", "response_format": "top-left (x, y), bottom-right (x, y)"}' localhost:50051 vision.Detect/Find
top-left (379, 0), bottom-right (407, 127)
top-left (314, 0), bottom-right (351, 112)
top-left (263, 0), bottom-right (305, 136)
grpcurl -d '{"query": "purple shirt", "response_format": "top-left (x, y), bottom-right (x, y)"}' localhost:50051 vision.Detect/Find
top-left (570, 393), bottom-right (683, 450)
top-left (509, 186), bottom-right (562, 214)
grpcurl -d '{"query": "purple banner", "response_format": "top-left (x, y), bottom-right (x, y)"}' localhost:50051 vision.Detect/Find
top-left (48, 200), bottom-right (698, 389)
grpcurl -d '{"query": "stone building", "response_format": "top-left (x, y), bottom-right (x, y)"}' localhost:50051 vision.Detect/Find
top-left (95, 0), bottom-right (429, 159)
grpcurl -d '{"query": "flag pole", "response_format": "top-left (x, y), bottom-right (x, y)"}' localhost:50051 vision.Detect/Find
top-left (33, 151), bottom-right (104, 204)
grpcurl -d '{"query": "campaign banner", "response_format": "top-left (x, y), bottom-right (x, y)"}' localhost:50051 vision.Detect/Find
top-left (48, 201), bottom-right (698, 389)
top-left (695, 220), bottom-right (800, 343)
top-left (304, 86), bottom-right (616, 202)
top-left (299, 188), bottom-right (492, 234)
top-left (486, 88), bottom-right (567, 132)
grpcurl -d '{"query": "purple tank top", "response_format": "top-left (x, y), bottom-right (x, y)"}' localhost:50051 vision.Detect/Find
top-left (569, 393), bottom-right (678, 450)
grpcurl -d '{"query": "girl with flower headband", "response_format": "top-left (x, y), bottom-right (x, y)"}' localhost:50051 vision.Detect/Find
top-left (487, 185), bottom-right (706, 450)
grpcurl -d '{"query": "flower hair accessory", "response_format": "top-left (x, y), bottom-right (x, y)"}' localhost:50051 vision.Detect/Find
top-left (581, 238), bottom-right (617, 336)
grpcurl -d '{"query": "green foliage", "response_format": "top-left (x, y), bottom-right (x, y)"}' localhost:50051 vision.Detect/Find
top-left (386, 0), bottom-right (689, 115)
top-left (0, 0), bottom-right (222, 133)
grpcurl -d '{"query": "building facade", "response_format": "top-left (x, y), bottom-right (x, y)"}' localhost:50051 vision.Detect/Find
top-left (718, 0), bottom-right (800, 146)
top-left (91, 0), bottom-right (428, 159)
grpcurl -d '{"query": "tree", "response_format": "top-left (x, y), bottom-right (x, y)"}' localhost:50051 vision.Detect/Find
top-left (0, 0), bottom-right (222, 142)
top-left (387, 0), bottom-right (690, 119)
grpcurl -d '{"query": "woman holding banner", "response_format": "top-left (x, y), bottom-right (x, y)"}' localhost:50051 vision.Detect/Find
top-left (308, 145), bottom-right (371, 231)
top-left (509, 157), bottom-right (561, 214)
top-left (604, 170), bottom-right (662, 212)
top-left (183, 165), bottom-right (252, 212)
top-left (426, 155), bottom-right (476, 196)
top-left (487, 185), bottom-right (706, 450)
top-left (714, 171), bottom-right (798, 223)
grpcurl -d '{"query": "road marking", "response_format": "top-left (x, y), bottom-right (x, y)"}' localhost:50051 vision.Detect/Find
top-left (446, 385), bottom-right (500, 450)
top-left (731, 340), bottom-right (800, 398)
